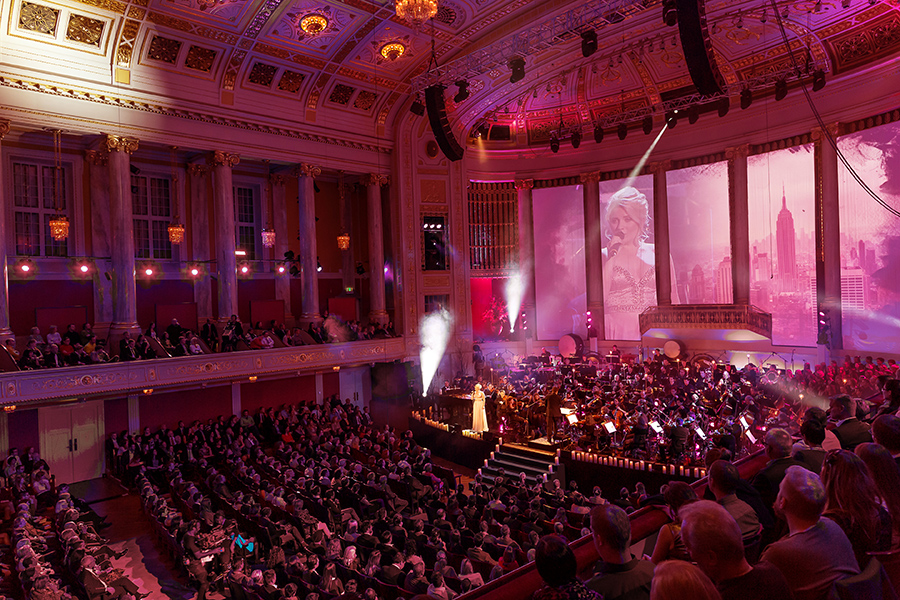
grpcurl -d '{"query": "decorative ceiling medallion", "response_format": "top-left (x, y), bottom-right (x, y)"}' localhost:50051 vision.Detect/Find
top-left (278, 70), bottom-right (305, 93)
top-left (185, 45), bottom-right (217, 72)
top-left (66, 14), bottom-right (104, 46)
top-left (19, 2), bottom-right (59, 35)
top-left (148, 35), bottom-right (182, 64)
top-left (300, 13), bottom-right (328, 35)
top-left (354, 90), bottom-right (378, 110)
top-left (329, 83), bottom-right (354, 105)
top-left (248, 61), bottom-right (278, 86)
top-left (380, 42), bottom-right (405, 61)
top-left (394, 0), bottom-right (438, 27)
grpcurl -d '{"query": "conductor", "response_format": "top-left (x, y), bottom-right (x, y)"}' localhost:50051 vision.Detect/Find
top-left (545, 386), bottom-right (563, 442)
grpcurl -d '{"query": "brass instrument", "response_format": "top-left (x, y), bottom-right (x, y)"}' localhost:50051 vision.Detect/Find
top-left (198, 527), bottom-right (227, 550)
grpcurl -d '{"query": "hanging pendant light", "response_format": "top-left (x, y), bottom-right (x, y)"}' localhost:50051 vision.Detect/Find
top-left (394, 0), bottom-right (438, 27)
top-left (337, 232), bottom-right (350, 250)
top-left (262, 160), bottom-right (276, 248)
top-left (48, 129), bottom-right (69, 241)
top-left (167, 146), bottom-right (185, 244)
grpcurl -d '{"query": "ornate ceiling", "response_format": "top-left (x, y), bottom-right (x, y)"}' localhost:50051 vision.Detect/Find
top-left (1, 0), bottom-right (899, 153)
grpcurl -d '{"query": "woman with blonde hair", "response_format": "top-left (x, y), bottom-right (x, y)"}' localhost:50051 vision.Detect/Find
top-left (650, 560), bottom-right (721, 600)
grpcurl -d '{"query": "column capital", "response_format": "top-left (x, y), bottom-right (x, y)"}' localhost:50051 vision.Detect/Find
top-left (187, 163), bottom-right (209, 176)
top-left (811, 123), bottom-right (842, 141)
top-left (579, 171), bottom-right (603, 184)
top-left (105, 134), bottom-right (139, 154)
top-left (365, 173), bottom-right (390, 187)
top-left (725, 144), bottom-right (751, 160)
top-left (647, 160), bottom-right (672, 174)
top-left (0, 118), bottom-right (9, 140)
top-left (269, 173), bottom-right (288, 186)
top-left (208, 151), bottom-right (240, 168)
top-left (85, 149), bottom-right (109, 166)
top-left (514, 178), bottom-right (534, 191)
top-left (293, 163), bottom-right (322, 178)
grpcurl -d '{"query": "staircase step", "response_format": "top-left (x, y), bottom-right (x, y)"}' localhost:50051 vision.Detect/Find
top-left (488, 457), bottom-right (550, 476)
top-left (501, 444), bottom-right (557, 462)
top-left (493, 451), bottom-right (556, 471)
top-left (479, 443), bottom-right (559, 489)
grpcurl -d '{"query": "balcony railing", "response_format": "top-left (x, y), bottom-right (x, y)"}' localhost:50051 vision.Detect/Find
top-left (0, 337), bottom-right (409, 407)
top-left (639, 304), bottom-right (773, 339)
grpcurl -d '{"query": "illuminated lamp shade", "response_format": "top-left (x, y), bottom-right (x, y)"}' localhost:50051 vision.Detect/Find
top-left (49, 215), bottom-right (69, 241)
top-left (380, 42), bottom-right (406, 61)
top-left (190, 267), bottom-right (200, 277)
top-left (240, 264), bottom-right (250, 275)
top-left (79, 264), bottom-right (90, 274)
top-left (337, 232), bottom-right (350, 250)
top-left (261, 228), bottom-right (276, 248)
top-left (394, 0), bottom-right (438, 27)
top-left (167, 221), bottom-right (185, 244)
top-left (144, 267), bottom-right (154, 276)
top-left (300, 14), bottom-right (328, 35)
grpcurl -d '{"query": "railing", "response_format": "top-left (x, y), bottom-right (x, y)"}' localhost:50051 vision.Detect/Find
top-left (459, 449), bottom-right (769, 600)
top-left (639, 304), bottom-right (773, 338)
top-left (0, 336), bottom-right (409, 407)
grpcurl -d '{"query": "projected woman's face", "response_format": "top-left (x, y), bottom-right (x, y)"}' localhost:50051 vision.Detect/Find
top-left (608, 205), bottom-right (642, 246)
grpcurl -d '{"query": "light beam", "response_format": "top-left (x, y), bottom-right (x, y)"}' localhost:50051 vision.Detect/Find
top-left (420, 308), bottom-right (454, 396)
top-left (504, 270), bottom-right (526, 333)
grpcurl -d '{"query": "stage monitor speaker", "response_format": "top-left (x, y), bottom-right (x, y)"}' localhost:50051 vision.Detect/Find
top-left (425, 85), bottom-right (465, 162)
top-left (675, 0), bottom-right (725, 96)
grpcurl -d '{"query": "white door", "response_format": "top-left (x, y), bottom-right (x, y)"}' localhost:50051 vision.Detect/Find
top-left (39, 401), bottom-right (105, 484)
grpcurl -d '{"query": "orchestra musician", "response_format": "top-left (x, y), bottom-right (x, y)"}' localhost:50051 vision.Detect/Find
top-left (184, 519), bottom-right (224, 600)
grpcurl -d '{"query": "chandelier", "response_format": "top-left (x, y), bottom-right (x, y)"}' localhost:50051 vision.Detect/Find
top-left (337, 232), bottom-right (350, 250)
top-left (262, 228), bottom-right (276, 248)
top-left (262, 160), bottom-right (276, 249)
top-left (48, 129), bottom-right (69, 241)
top-left (394, 0), bottom-right (438, 27)
top-left (168, 146), bottom-right (184, 244)
top-left (381, 42), bottom-right (406, 61)
top-left (300, 14), bottom-right (328, 35)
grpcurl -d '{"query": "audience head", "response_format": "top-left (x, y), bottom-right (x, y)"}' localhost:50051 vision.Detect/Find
top-left (775, 466), bottom-right (825, 523)
top-left (590, 504), bottom-right (632, 562)
top-left (535, 535), bottom-right (577, 588)
top-left (829, 395), bottom-right (854, 421)
top-left (707, 460), bottom-right (740, 499)
top-left (872, 415), bottom-right (900, 454)
top-left (663, 481), bottom-right (697, 518)
top-left (680, 501), bottom-right (746, 582)
top-left (800, 419), bottom-right (826, 448)
top-left (650, 560), bottom-right (722, 600)
top-left (820, 449), bottom-right (881, 522)
top-left (764, 428), bottom-right (793, 459)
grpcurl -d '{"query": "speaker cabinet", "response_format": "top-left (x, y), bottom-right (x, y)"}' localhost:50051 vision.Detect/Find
top-left (676, 0), bottom-right (724, 96)
top-left (425, 85), bottom-right (465, 162)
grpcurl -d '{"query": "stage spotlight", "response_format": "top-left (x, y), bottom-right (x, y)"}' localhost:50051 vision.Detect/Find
top-left (665, 111), bottom-right (677, 128)
top-left (550, 134), bottom-right (560, 153)
top-left (662, 0), bottom-right (677, 26)
top-left (410, 97), bottom-right (425, 116)
top-left (642, 116), bottom-right (653, 135)
top-left (811, 69), bottom-right (826, 92)
top-left (508, 57), bottom-right (526, 83)
top-left (717, 96), bottom-right (730, 117)
top-left (316, 257), bottom-right (323, 273)
top-left (571, 129), bottom-right (582, 149)
top-left (594, 125), bottom-right (604, 144)
top-left (687, 105), bottom-right (700, 124)
top-left (617, 123), bottom-right (628, 140)
top-left (740, 88), bottom-right (753, 110)
top-left (774, 79), bottom-right (787, 101)
top-left (453, 80), bottom-right (469, 103)
top-left (581, 30), bottom-right (598, 57)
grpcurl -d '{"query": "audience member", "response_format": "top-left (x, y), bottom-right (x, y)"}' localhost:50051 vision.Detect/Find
top-left (586, 504), bottom-right (654, 600)
top-left (533, 534), bottom-right (601, 600)
top-left (650, 482), bottom-right (696, 564)
top-left (649, 560), bottom-right (721, 600)
top-left (829, 395), bottom-right (872, 450)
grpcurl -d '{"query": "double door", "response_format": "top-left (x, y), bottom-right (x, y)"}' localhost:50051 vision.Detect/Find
top-left (39, 401), bottom-right (104, 484)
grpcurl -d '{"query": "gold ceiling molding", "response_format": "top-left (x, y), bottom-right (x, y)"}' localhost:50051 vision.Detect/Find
top-left (146, 11), bottom-right (238, 45)
top-left (105, 134), bottom-right (139, 153)
top-left (114, 18), bottom-right (140, 67)
top-left (0, 118), bottom-right (10, 139)
top-left (66, 13), bottom-right (104, 45)
top-left (0, 76), bottom-right (392, 154)
top-left (126, 6), bottom-right (145, 19)
top-left (19, 2), bottom-right (59, 35)
top-left (70, 0), bottom-right (127, 15)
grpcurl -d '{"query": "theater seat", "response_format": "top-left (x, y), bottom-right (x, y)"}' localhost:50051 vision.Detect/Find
top-left (830, 557), bottom-right (898, 600)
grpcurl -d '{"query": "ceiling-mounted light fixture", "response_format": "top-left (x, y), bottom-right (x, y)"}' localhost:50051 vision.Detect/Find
top-left (687, 105), bottom-right (700, 124)
top-left (453, 80), bottom-right (469, 103)
top-left (593, 125), bottom-right (604, 144)
top-left (300, 13), bottom-right (328, 35)
top-left (550, 134), bottom-right (560, 153)
top-left (581, 30), bottom-right (598, 57)
top-left (48, 129), bottom-right (69, 242)
top-left (508, 57), bottom-right (526, 83)
top-left (717, 96), bottom-right (730, 118)
top-left (380, 42), bottom-right (406, 61)
top-left (642, 116), bottom-right (653, 135)
top-left (617, 123), bottom-right (628, 140)
top-left (774, 78), bottom-right (788, 101)
top-left (811, 69), bottom-right (826, 92)
top-left (394, 0), bottom-right (438, 27)
top-left (571, 129), bottom-right (582, 149)
top-left (740, 87), bottom-right (753, 110)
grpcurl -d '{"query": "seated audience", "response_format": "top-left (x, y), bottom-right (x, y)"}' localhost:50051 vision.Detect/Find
top-left (650, 482), bottom-right (696, 564)
top-left (829, 395), bottom-right (872, 450)
top-left (586, 504), bottom-right (654, 600)
top-left (707, 461), bottom-right (760, 540)
top-left (649, 561), bottom-right (721, 600)
top-left (533, 534), bottom-right (601, 600)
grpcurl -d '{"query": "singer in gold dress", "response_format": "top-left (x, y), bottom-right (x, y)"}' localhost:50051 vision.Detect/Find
top-left (601, 187), bottom-right (677, 340)
top-left (471, 383), bottom-right (488, 433)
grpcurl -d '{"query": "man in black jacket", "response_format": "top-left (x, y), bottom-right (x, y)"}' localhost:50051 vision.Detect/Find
top-left (829, 395), bottom-right (872, 450)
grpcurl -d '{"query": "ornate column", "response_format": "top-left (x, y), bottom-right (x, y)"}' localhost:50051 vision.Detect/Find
top-left (366, 173), bottom-right (390, 324)
top-left (209, 151), bottom-right (240, 324)
top-left (515, 179), bottom-right (536, 327)
top-left (106, 135), bottom-right (141, 338)
top-left (86, 147), bottom-right (113, 332)
top-left (814, 124), bottom-right (842, 349)
top-left (293, 163), bottom-right (322, 324)
top-left (270, 173), bottom-right (292, 323)
top-left (580, 171), bottom-right (605, 340)
top-left (650, 161), bottom-right (674, 305)
top-left (727, 145), bottom-right (751, 305)
top-left (0, 119), bottom-right (13, 341)
top-left (188, 163), bottom-right (213, 321)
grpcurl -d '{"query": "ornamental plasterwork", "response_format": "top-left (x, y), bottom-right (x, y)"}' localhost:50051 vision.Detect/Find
top-left (19, 3), bottom-right (59, 35)
top-left (164, 0), bottom-right (252, 23)
top-left (115, 19), bottom-right (142, 67)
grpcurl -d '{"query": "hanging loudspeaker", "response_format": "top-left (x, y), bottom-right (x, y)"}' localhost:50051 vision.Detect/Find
top-left (676, 0), bottom-right (725, 96)
top-left (425, 85), bottom-right (465, 162)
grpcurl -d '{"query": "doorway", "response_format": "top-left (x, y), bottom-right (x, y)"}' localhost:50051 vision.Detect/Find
top-left (38, 400), bottom-right (105, 484)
